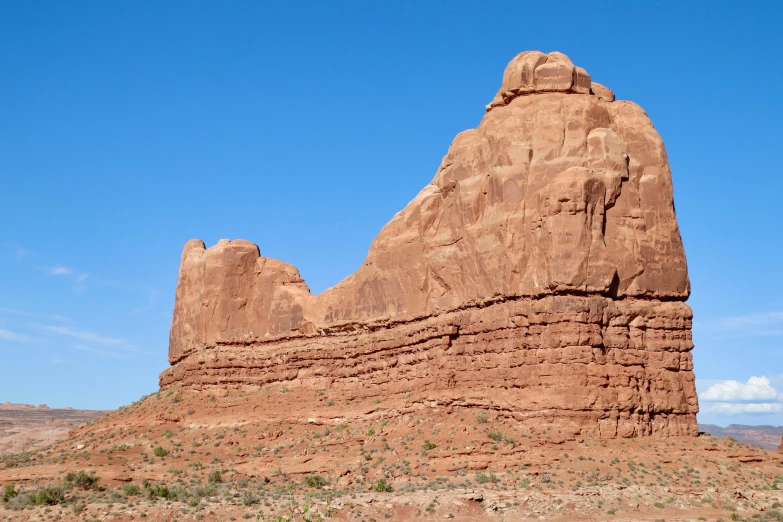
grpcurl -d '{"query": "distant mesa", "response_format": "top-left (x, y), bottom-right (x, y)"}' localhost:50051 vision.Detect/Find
top-left (699, 424), bottom-right (783, 451)
top-left (162, 50), bottom-right (695, 440)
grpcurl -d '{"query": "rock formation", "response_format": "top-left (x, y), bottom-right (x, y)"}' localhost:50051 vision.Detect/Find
top-left (161, 51), bottom-right (698, 439)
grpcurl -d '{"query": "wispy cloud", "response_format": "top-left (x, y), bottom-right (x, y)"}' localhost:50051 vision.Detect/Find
top-left (0, 307), bottom-right (70, 323)
top-left (0, 328), bottom-right (34, 343)
top-left (0, 243), bottom-right (33, 261)
top-left (125, 286), bottom-right (161, 316)
top-left (73, 344), bottom-right (128, 359)
top-left (703, 402), bottom-right (783, 415)
top-left (14, 246), bottom-right (31, 261)
top-left (39, 264), bottom-right (159, 316)
top-left (29, 322), bottom-right (146, 356)
top-left (697, 310), bottom-right (783, 337)
top-left (44, 265), bottom-right (73, 276)
top-left (32, 324), bottom-right (125, 346)
top-left (41, 265), bottom-right (90, 291)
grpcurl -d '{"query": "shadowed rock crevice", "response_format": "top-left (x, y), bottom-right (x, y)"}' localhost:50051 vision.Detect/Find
top-left (163, 50), bottom-right (696, 439)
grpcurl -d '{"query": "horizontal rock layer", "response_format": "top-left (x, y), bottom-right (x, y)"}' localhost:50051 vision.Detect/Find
top-left (162, 295), bottom-right (698, 439)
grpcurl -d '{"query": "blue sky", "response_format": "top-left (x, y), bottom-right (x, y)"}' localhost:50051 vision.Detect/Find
top-left (1, 2), bottom-right (781, 427)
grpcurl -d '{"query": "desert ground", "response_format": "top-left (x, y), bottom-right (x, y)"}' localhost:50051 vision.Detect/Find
top-left (1, 388), bottom-right (782, 521)
top-left (0, 404), bottom-right (105, 458)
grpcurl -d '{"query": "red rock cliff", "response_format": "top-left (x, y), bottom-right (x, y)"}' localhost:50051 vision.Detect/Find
top-left (161, 51), bottom-right (697, 439)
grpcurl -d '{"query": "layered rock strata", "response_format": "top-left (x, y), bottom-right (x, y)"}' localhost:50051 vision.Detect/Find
top-left (162, 51), bottom-right (698, 438)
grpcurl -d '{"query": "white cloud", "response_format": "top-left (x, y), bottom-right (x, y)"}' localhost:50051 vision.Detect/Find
top-left (126, 286), bottom-right (161, 316)
top-left (718, 311), bottom-right (783, 330)
top-left (700, 376), bottom-right (782, 401)
top-left (0, 328), bottom-right (32, 343)
top-left (704, 402), bottom-right (783, 415)
top-left (697, 310), bottom-right (783, 337)
top-left (32, 324), bottom-right (125, 346)
top-left (73, 344), bottom-right (127, 359)
top-left (0, 243), bottom-right (33, 261)
top-left (44, 265), bottom-right (74, 276)
top-left (14, 246), bottom-right (31, 260)
top-left (41, 265), bottom-right (90, 288)
top-left (0, 307), bottom-right (70, 322)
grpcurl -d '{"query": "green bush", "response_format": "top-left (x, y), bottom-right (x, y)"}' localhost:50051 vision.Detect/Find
top-left (143, 481), bottom-right (171, 500)
top-left (123, 483), bottom-right (141, 496)
top-left (422, 441), bottom-right (436, 451)
top-left (487, 432), bottom-right (503, 442)
top-left (303, 475), bottom-right (327, 488)
top-left (65, 470), bottom-right (100, 490)
top-left (207, 470), bottom-right (222, 484)
top-left (476, 411), bottom-right (489, 424)
top-left (241, 490), bottom-right (259, 506)
top-left (1, 483), bottom-right (16, 502)
top-left (373, 478), bottom-right (392, 492)
top-left (30, 486), bottom-right (66, 505)
top-left (153, 446), bottom-right (169, 457)
top-left (475, 473), bottom-right (499, 484)
top-left (192, 483), bottom-right (217, 498)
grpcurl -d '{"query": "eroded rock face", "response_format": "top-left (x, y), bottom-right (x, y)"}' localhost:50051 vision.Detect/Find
top-left (162, 51), bottom-right (697, 438)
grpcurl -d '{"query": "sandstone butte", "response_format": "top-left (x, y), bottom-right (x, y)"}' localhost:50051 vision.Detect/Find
top-left (163, 49), bottom-right (696, 441)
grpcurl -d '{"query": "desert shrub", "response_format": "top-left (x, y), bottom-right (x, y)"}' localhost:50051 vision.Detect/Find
top-left (192, 483), bottom-right (217, 498)
top-left (123, 483), bottom-right (141, 496)
top-left (303, 475), bottom-right (327, 488)
top-left (65, 470), bottom-right (100, 490)
top-left (168, 485), bottom-right (190, 502)
top-left (241, 490), bottom-right (259, 506)
top-left (29, 486), bottom-right (66, 505)
top-left (207, 470), bottom-right (222, 484)
top-left (422, 441), bottom-right (436, 451)
top-left (373, 478), bottom-right (392, 492)
top-left (143, 481), bottom-right (171, 500)
top-left (1, 483), bottom-right (16, 502)
top-left (487, 432), bottom-right (503, 442)
top-left (4, 493), bottom-right (32, 510)
top-left (475, 473), bottom-right (499, 484)
top-left (153, 446), bottom-right (168, 457)
top-left (476, 411), bottom-right (488, 424)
